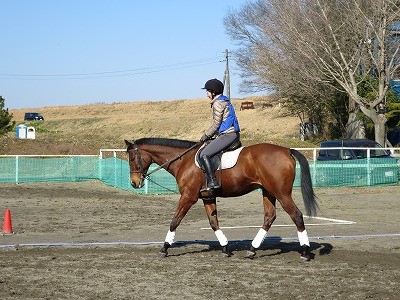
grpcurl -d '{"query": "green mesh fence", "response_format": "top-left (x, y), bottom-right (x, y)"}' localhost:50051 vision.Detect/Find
top-left (0, 155), bottom-right (398, 194)
top-left (310, 158), bottom-right (400, 187)
top-left (0, 156), bottom-right (99, 183)
top-left (0, 156), bottom-right (178, 194)
top-left (98, 158), bottom-right (178, 194)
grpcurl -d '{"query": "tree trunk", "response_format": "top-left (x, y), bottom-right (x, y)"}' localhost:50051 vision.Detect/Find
top-left (373, 115), bottom-right (387, 147)
top-left (346, 98), bottom-right (365, 139)
top-left (359, 104), bottom-right (388, 146)
top-left (346, 112), bottom-right (366, 139)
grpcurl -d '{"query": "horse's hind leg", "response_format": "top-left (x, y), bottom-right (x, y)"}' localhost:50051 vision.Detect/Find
top-left (246, 190), bottom-right (276, 258)
top-left (278, 194), bottom-right (311, 261)
top-left (203, 197), bottom-right (231, 257)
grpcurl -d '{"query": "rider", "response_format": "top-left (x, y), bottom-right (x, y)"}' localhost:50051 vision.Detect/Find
top-left (199, 78), bottom-right (240, 192)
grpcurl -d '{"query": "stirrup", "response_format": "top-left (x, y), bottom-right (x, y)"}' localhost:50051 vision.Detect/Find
top-left (200, 184), bottom-right (220, 193)
top-left (207, 184), bottom-right (221, 190)
top-left (206, 178), bottom-right (221, 190)
top-left (199, 188), bottom-right (215, 198)
top-left (200, 186), bottom-right (220, 193)
top-left (199, 179), bottom-right (220, 198)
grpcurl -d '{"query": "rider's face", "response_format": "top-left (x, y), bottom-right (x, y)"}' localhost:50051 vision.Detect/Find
top-left (206, 90), bottom-right (213, 100)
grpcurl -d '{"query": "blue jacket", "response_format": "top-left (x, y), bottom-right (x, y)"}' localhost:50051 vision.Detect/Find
top-left (216, 95), bottom-right (240, 134)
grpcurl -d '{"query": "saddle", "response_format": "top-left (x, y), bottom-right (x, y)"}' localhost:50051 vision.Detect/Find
top-left (195, 139), bottom-right (244, 172)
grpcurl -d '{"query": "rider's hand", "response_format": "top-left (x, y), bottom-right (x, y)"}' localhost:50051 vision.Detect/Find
top-left (200, 134), bottom-right (209, 142)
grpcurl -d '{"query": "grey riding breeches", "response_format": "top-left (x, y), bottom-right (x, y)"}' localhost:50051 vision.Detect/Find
top-left (200, 132), bottom-right (240, 158)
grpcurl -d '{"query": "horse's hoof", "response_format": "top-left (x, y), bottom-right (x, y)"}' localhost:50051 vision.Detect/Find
top-left (245, 246), bottom-right (256, 258)
top-left (300, 254), bottom-right (311, 261)
top-left (245, 250), bottom-right (256, 259)
top-left (220, 245), bottom-right (232, 257)
top-left (159, 250), bottom-right (168, 258)
top-left (300, 245), bottom-right (311, 261)
top-left (220, 251), bottom-right (232, 258)
top-left (158, 242), bottom-right (170, 258)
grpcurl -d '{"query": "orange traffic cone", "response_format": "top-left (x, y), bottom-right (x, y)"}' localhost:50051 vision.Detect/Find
top-left (2, 209), bottom-right (13, 235)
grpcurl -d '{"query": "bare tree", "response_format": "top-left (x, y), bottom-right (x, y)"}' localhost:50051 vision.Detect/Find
top-left (225, 0), bottom-right (400, 145)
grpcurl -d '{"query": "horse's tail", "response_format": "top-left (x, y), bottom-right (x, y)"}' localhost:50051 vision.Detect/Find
top-left (290, 149), bottom-right (319, 217)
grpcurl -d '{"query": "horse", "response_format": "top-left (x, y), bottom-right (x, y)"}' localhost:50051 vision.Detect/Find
top-left (125, 137), bottom-right (318, 260)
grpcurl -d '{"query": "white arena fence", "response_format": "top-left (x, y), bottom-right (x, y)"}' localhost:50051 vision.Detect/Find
top-left (0, 147), bottom-right (399, 194)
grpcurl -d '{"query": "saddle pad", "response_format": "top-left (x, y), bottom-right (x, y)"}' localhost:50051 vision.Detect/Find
top-left (195, 147), bottom-right (244, 170)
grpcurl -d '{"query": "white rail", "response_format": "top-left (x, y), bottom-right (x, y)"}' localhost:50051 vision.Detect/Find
top-left (99, 147), bottom-right (400, 161)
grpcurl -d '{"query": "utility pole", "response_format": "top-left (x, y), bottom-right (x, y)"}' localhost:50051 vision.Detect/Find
top-left (223, 49), bottom-right (231, 99)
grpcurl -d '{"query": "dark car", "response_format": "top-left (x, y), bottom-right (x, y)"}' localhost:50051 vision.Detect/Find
top-left (317, 139), bottom-right (392, 160)
top-left (24, 112), bottom-right (44, 121)
top-left (315, 139), bottom-right (399, 187)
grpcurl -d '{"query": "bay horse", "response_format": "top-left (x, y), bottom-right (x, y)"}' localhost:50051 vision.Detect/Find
top-left (125, 138), bottom-right (318, 260)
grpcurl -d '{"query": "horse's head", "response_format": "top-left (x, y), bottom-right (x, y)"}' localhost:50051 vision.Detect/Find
top-left (125, 139), bottom-right (151, 189)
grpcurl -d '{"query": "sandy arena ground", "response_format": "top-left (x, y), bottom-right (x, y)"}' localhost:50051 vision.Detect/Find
top-left (1, 181), bottom-right (400, 300)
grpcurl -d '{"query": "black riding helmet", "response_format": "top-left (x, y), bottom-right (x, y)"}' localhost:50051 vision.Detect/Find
top-left (202, 79), bottom-right (224, 95)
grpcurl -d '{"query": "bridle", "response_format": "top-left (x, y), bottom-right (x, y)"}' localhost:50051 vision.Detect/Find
top-left (126, 140), bottom-right (203, 181)
top-left (127, 144), bottom-right (147, 181)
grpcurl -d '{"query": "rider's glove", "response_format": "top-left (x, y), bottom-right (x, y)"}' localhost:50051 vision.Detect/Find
top-left (200, 134), bottom-right (209, 142)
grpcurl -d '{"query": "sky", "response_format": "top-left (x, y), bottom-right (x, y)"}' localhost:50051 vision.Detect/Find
top-left (1, 0), bottom-right (259, 109)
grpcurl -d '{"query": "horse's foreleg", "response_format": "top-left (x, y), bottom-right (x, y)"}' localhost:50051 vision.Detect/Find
top-left (247, 192), bottom-right (276, 258)
top-left (159, 194), bottom-right (198, 257)
top-left (203, 198), bottom-right (231, 257)
top-left (159, 231), bottom-right (175, 257)
top-left (279, 195), bottom-right (311, 261)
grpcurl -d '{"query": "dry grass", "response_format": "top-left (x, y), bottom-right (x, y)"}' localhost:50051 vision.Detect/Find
top-left (2, 96), bottom-right (317, 155)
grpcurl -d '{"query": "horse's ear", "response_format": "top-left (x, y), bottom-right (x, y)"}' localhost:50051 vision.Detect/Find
top-left (124, 139), bottom-right (132, 147)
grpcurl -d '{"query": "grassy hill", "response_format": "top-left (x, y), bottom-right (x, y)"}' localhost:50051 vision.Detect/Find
top-left (1, 96), bottom-right (317, 155)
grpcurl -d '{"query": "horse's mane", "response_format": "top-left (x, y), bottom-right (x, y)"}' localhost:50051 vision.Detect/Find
top-left (135, 137), bottom-right (197, 149)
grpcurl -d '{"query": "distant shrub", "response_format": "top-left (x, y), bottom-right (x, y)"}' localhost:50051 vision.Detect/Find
top-left (0, 96), bottom-right (15, 136)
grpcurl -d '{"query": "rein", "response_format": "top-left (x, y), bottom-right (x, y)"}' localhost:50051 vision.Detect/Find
top-left (128, 141), bottom-right (202, 180)
top-left (146, 177), bottom-right (178, 194)
top-left (144, 141), bottom-right (202, 178)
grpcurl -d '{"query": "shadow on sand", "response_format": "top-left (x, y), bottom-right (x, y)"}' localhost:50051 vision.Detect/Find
top-left (167, 236), bottom-right (333, 259)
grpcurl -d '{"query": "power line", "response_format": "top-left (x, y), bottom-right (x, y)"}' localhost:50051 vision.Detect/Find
top-left (0, 56), bottom-right (225, 80)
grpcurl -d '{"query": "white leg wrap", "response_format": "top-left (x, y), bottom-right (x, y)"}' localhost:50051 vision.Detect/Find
top-left (165, 230), bottom-right (176, 245)
top-left (214, 229), bottom-right (228, 246)
top-left (251, 228), bottom-right (268, 249)
top-left (297, 230), bottom-right (310, 246)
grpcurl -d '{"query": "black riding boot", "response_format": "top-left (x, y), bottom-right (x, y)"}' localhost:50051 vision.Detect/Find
top-left (201, 155), bottom-right (221, 190)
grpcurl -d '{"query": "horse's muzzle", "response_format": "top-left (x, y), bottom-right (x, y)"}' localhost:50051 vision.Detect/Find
top-left (130, 175), bottom-right (144, 189)
top-left (131, 180), bottom-right (144, 189)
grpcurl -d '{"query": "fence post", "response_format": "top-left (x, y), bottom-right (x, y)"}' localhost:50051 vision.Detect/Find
top-left (70, 157), bottom-right (76, 181)
top-left (312, 149), bottom-right (317, 184)
top-left (113, 151), bottom-right (117, 187)
top-left (144, 178), bottom-right (149, 194)
top-left (367, 149), bottom-right (371, 186)
top-left (15, 155), bottom-right (19, 184)
top-left (98, 151), bottom-right (103, 181)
